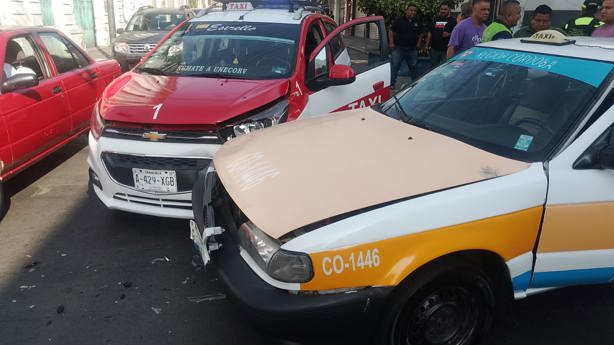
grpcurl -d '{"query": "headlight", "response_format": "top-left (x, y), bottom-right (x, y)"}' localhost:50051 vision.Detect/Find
top-left (114, 42), bottom-right (129, 54)
top-left (90, 102), bottom-right (105, 139)
top-left (222, 98), bottom-right (289, 141)
top-left (238, 221), bottom-right (313, 283)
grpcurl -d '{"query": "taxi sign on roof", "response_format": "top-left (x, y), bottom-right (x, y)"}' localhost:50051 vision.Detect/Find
top-left (227, 2), bottom-right (254, 10)
top-left (521, 30), bottom-right (575, 46)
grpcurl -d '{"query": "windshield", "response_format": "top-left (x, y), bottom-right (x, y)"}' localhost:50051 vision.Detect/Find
top-left (126, 12), bottom-right (187, 31)
top-left (138, 21), bottom-right (300, 79)
top-left (381, 47), bottom-right (613, 162)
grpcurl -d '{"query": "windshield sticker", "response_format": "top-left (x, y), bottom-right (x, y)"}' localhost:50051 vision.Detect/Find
top-left (205, 24), bottom-right (257, 32)
top-left (453, 47), bottom-right (613, 87)
top-left (176, 65), bottom-right (248, 75)
top-left (514, 134), bottom-right (534, 151)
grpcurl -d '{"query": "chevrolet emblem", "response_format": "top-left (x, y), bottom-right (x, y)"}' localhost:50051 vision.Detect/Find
top-left (142, 131), bottom-right (167, 141)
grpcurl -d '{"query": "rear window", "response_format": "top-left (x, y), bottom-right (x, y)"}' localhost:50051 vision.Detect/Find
top-left (126, 12), bottom-right (187, 31)
top-left (138, 21), bottom-right (300, 79)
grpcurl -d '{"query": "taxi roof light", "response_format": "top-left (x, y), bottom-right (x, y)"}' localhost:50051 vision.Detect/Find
top-left (520, 30), bottom-right (575, 46)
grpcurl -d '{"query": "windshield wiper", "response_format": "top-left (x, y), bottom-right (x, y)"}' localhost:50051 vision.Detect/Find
top-left (138, 66), bottom-right (167, 75)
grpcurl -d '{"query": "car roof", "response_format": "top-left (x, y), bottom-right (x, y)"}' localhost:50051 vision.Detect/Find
top-left (192, 8), bottom-right (319, 24)
top-left (480, 37), bottom-right (614, 63)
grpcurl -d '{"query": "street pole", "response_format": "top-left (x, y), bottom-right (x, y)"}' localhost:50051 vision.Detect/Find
top-left (106, 0), bottom-right (116, 44)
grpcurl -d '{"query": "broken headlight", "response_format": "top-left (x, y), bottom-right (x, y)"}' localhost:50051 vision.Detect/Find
top-left (238, 221), bottom-right (313, 283)
top-left (221, 98), bottom-right (288, 141)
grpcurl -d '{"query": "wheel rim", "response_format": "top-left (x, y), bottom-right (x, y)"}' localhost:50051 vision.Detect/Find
top-left (395, 285), bottom-right (483, 345)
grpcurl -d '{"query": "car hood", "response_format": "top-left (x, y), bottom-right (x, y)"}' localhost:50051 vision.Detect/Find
top-left (214, 108), bottom-right (531, 239)
top-left (115, 31), bottom-right (167, 44)
top-left (99, 73), bottom-right (289, 125)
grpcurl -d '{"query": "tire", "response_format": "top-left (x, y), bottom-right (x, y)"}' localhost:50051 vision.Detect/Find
top-left (0, 182), bottom-right (6, 220)
top-left (378, 260), bottom-right (495, 345)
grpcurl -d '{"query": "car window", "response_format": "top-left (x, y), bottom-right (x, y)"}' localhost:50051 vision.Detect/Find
top-left (139, 21), bottom-right (300, 79)
top-left (39, 32), bottom-right (82, 74)
top-left (331, 21), bottom-right (386, 74)
top-left (126, 12), bottom-right (187, 31)
top-left (2, 35), bottom-right (47, 81)
top-left (381, 47), bottom-right (614, 162)
top-left (304, 21), bottom-right (325, 80)
top-left (323, 21), bottom-right (343, 59)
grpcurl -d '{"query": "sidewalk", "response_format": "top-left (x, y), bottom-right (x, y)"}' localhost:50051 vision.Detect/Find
top-left (86, 46), bottom-right (112, 61)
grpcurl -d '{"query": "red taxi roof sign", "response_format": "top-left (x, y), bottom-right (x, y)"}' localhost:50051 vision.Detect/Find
top-left (520, 30), bottom-right (575, 46)
top-left (227, 2), bottom-right (254, 10)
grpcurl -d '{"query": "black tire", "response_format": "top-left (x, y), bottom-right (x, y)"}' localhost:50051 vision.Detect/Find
top-left (0, 182), bottom-right (6, 220)
top-left (378, 260), bottom-right (495, 345)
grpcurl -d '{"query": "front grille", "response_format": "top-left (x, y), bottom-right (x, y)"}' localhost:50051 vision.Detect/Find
top-left (128, 43), bottom-right (155, 55)
top-left (113, 193), bottom-right (192, 210)
top-left (102, 152), bottom-right (210, 192)
top-left (103, 127), bottom-right (222, 144)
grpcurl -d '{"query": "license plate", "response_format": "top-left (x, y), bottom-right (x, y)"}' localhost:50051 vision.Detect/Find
top-left (190, 219), bottom-right (210, 265)
top-left (132, 168), bottom-right (177, 192)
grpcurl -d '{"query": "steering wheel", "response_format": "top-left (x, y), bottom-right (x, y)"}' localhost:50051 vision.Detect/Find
top-left (255, 56), bottom-right (289, 71)
top-left (513, 117), bottom-right (555, 137)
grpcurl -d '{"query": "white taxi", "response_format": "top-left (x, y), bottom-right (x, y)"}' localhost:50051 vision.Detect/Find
top-left (192, 31), bottom-right (614, 344)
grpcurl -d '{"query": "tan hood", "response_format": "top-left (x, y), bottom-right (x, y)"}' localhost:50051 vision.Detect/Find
top-left (214, 108), bottom-right (529, 239)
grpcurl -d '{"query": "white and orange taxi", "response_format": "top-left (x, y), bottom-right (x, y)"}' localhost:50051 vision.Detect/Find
top-left (191, 31), bottom-right (614, 344)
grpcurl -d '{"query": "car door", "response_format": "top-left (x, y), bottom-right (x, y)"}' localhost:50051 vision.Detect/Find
top-left (0, 33), bottom-right (70, 178)
top-left (299, 16), bottom-right (390, 118)
top-left (531, 90), bottom-right (614, 290)
top-left (37, 31), bottom-right (100, 133)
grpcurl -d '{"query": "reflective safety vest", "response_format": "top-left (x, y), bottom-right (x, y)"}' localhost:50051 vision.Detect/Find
top-left (482, 21), bottom-right (512, 42)
top-left (563, 16), bottom-right (604, 36)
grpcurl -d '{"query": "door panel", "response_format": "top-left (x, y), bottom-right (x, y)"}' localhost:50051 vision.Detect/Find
top-left (532, 103), bottom-right (614, 289)
top-left (300, 17), bottom-right (390, 119)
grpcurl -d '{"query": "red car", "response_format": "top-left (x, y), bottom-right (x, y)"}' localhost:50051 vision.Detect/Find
top-left (0, 27), bottom-right (121, 213)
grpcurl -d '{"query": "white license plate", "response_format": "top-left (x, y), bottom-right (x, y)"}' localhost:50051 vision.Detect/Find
top-left (132, 168), bottom-right (177, 192)
top-left (189, 219), bottom-right (210, 265)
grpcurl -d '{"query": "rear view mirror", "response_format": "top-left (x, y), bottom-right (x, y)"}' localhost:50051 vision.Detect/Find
top-left (1, 73), bottom-right (38, 93)
top-left (328, 64), bottom-right (356, 86)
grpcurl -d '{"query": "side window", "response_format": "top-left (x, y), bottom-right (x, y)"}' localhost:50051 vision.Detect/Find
top-left (2, 35), bottom-right (47, 81)
top-left (67, 43), bottom-right (91, 68)
top-left (39, 33), bottom-right (81, 74)
top-left (323, 21), bottom-right (343, 60)
top-left (304, 21), bottom-right (325, 80)
top-left (333, 21), bottom-right (386, 74)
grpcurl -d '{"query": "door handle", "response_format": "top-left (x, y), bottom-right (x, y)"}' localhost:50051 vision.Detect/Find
top-left (52, 86), bottom-right (62, 94)
top-left (373, 81), bottom-right (384, 91)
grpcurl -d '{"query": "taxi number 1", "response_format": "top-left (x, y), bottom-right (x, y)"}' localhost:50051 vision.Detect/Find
top-left (322, 249), bottom-right (380, 276)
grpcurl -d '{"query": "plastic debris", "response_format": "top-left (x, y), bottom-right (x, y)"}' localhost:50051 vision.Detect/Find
top-left (181, 277), bottom-right (189, 285)
top-left (56, 305), bottom-right (64, 314)
top-left (28, 305), bottom-right (35, 309)
top-left (20, 285), bottom-right (37, 290)
top-left (60, 253), bottom-right (67, 257)
top-left (151, 257), bottom-right (170, 264)
top-left (187, 293), bottom-right (226, 303)
top-left (151, 307), bottom-right (162, 314)
top-left (24, 261), bottom-right (40, 269)
top-left (11, 299), bottom-right (16, 303)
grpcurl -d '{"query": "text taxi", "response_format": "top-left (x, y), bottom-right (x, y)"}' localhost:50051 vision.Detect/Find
top-left (88, 0), bottom-right (390, 219)
top-left (191, 31), bottom-right (614, 344)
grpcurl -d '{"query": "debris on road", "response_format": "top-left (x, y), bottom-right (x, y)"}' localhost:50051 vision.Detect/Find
top-left (181, 277), bottom-right (189, 285)
top-left (187, 293), bottom-right (226, 303)
top-left (122, 281), bottom-right (133, 288)
top-left (24, 261), bottom-right (40, 269)
top-left (20, 285), bottom-right (37, 290)
top-left (56, 305), bottom-right (64, 314)
top-left (151, 307), bottom-right (162, 314)
top-left (151, 256), bottom-right (170, 264)
top-left (28, 305), bottom-right (35, 309)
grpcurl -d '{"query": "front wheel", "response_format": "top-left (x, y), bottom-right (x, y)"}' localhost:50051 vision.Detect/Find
top-left (379, 262), bottom-right (495, 345)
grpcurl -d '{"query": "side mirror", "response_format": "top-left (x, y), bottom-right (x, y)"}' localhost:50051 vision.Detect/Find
top-left (116, 28), bottom-right (124, 35)
top-left (1, 73), bottom-right (38, 93)
top-left (574, 127), bottom-right (614, 170)
top-left (598, 145), bottom-right (614, 170)
top-left (328, 64), bottom-right (356, 86)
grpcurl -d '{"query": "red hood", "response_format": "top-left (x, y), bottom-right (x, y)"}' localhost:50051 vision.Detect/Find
top-left (99, 72), bottom-right (289, 125)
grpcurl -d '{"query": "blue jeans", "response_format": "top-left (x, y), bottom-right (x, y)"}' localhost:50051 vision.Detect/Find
top-left (391, 46), bottom-right (418, 86)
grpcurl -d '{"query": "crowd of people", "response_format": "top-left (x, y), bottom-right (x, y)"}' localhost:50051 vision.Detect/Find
top-left (388, 0), bottom-right (614, 88)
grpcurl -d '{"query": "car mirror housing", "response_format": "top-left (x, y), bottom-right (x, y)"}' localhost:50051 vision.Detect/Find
top-left (1, 73), bottom-right (38, 93)
top-left (328, 64), bottom-right (356, 85)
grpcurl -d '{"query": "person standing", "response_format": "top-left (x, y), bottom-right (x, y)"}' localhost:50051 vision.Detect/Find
top-left (389, 3), bottom-right (424, 88)
top-left (513, 4), bottom-right (553, 38)
top-left (447, 0), bottom-right (490, 58)
top-left (563, 0), bottom-right (604, 36)
top-left (482, 0), bottom-right (522, 42)
top-left (456, 2), bottom-right (473, 23)
top-left (593, 0), bottom-right (614, 36)
top-left (426, 3), bottom-right (457, 67)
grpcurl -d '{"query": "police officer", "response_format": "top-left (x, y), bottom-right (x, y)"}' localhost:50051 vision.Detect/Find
top-left (482, 0), bottom-right (522, 42)
top-left (563, 0), bottom-right (604, 36)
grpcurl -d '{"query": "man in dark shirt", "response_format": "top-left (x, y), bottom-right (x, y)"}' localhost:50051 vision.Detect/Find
top-left (425, 3), bottom-right (457, 68)
top-left (514, 4), bottom-right (553, 38)
top-left (389, 3), bottom-right (423, 88)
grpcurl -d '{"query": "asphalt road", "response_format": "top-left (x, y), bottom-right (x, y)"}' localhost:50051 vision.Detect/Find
top-left (1, 134), bottom-right (613, 345)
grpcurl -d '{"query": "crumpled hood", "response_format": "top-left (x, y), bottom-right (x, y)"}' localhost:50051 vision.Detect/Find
top-left (214, 108), bottom-right (530, 239)
top-left (115, 31), bottom-right (167, 44)
top-left (99, 73), bottom-right (289, 125)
